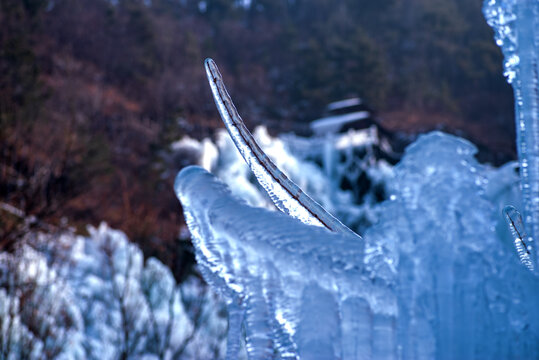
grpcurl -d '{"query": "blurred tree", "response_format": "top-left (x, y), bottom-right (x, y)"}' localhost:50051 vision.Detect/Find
top-left (0, 0), bottom-right (516, 278)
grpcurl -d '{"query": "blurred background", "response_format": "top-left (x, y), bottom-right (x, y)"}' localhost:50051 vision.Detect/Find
top-left (1, 0), bottom-right (514, 281)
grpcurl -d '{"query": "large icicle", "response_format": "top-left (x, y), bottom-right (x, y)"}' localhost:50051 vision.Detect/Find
top-left (204, 58), bottom-right (361, 239)
top-left (484, 0), bottom-right (539, 263)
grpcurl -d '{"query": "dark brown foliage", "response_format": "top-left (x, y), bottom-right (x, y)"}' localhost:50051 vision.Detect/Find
top-left (0, 0), bottom-right (515, 280)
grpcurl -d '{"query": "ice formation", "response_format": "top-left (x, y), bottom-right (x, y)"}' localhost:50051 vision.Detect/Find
top-left (176, 6), bottom-right (539, 354)
top-left (503, 205), bottom-right (536, 272)
top-left (484, 0), bottom-right (539, 271)
top-left (176, 166), bottom-right (394, 360)
top-left (169, 124), bottom-right (392, 234)
top-left (177, 130), bottom-right (539, 359)
top-left (205, 59), bottom-right (359, 238)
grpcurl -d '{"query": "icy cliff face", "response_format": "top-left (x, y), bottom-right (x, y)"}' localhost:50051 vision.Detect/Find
top-left (176, 132), bottom-right (539, 359)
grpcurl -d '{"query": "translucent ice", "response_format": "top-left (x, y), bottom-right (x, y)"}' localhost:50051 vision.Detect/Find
top-left (170, 124), bottom-right (389, 235)
top-left (175, 166), bottom-right (396, 359)
top-left (484, 0), bottom-right (539, 259)
top-left (177, 4), bottom-right (539, 354)
top-left (204, 58), bottom-right (360, 238)
top-left (176, 132), bottom-right (539, 359)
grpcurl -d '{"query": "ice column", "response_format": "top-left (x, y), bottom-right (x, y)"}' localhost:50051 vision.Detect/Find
top-left (484, 0), bottom-right (539, 264)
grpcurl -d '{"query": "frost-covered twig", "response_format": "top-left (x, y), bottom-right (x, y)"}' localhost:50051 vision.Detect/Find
top-left (0, 245), bottom-right (81, 359)
top-left (204, 58), bottom-right (361, 239)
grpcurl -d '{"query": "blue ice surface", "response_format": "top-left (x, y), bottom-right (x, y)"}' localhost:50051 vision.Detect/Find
top-left (484, 0), bottom-right (539, 265)
top-left (175, 131), bottom-right (539, 359)
top-left (174, 0), bottom-right (539, 357)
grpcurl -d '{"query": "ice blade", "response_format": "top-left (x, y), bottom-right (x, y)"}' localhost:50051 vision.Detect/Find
top-left (204, 58), bottom-right (361, 239)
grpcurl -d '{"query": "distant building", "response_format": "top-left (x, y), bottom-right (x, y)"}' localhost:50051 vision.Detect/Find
top-left (306, 98), bottom-right (404, 165)
top-left (310, 98), bottom-right (375, 136)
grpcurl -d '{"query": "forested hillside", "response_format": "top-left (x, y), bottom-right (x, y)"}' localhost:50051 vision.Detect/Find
top-left (0, 0), bottom-right (514, 279)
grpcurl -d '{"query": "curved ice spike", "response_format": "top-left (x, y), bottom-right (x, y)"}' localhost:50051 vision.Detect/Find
top-left (502, 205), bottom-right (537, 273)
top-left (204, 58), bottom-right (361, 239)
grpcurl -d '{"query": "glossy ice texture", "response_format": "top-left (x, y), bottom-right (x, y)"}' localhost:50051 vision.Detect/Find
top-left (204, 59), bottom-right (361, 238)
top-left (484, 0), bottom-right (539, 261)
top-left (175, 132), bottom-right (539, 359)
top-left (174, 2), bottom-right (539, 356)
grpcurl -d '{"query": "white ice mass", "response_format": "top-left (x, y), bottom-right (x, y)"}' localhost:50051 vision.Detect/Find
top-left (174, 1), bottom-right (539, 358)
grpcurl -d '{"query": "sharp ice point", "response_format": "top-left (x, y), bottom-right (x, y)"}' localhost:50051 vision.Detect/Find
top-left (204, 58), bottom-right (361, 239)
